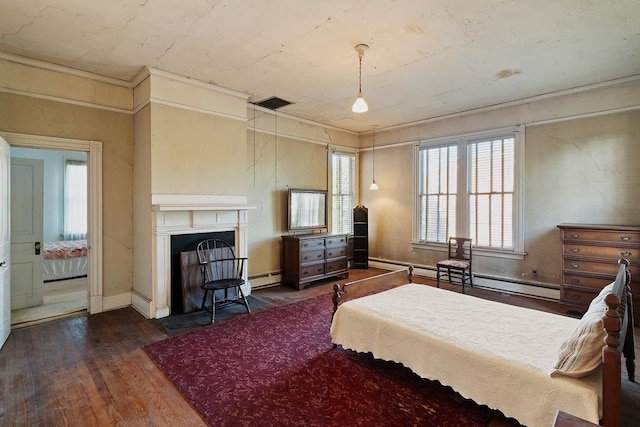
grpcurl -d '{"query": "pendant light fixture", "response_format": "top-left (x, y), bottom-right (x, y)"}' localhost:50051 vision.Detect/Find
top-left (370, 125), bottom-right (378, 190)
top-left (352, 44), bottom-right (369, 113)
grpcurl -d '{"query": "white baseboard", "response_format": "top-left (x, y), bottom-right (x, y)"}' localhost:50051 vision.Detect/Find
top-left (250, 273), bottom-right (283, 289)
top-left (103, 291), bottom-right (133, 312)
top-left (130, 291), bottom-right (153, 319)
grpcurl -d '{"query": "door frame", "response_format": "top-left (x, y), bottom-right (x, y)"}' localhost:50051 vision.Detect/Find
top-left (1, 132), bottom-right (104, 315)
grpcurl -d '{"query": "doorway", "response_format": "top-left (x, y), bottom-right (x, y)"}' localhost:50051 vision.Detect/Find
top-left (0, 132), bottom-right (103, 327)
top-left (10, 147), bottom-right (88, 326)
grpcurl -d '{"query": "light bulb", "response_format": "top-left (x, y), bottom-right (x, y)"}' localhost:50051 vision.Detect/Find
top-left (352, 93), bottom-right (368, 113)
top-left (369, 181), bottom-right (378, 190)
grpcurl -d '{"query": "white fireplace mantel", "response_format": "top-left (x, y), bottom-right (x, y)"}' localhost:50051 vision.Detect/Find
top-left (147, 194), bottom-right (255, 319)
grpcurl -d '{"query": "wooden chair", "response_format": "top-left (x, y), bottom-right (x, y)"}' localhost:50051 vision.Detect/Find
top-left (436, 237), bottom-right (473, 293)
top-left (196, 239), bottom-right (251, 324)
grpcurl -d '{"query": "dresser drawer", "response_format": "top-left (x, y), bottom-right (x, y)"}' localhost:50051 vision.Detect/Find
top-left (563, 273), bottom-right (613, 290)
top-left (562, 229), bottom-right (640, 244)
top-left (563, 259), bottom-right (640, 277)
top-left (325, 246), bottom-right (347, 259)
top-left (561, 287), bottom-right (598, 307)
top-left (300, 238), bottom-right (325, 251)
top-left (563, 244), bottom-right (640, 260)
top-left (299, 263), bottom-right (325, 281)
top-left (325, 235), bottom-right (347, 247)
top-left (300, 250), bottom-right (325, 264)
top-left (326, 258), bottom-right (347, 274)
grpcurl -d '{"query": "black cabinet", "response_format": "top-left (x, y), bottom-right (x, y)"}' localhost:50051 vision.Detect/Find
top-left (352, 205), bottom-right (369, 268)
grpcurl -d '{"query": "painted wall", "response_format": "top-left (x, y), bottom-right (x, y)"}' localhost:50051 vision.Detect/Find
top-left (358, 84), bottom-right (640, 288)
top-left (0, 92), bottom-right (134, 297)
top-left (150, 103), bottom-right (247, 195)
top-left (245, 108), bottom-right (359, 277)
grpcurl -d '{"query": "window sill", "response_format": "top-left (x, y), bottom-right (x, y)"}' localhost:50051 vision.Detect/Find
top-left (410, 241), bottom-right (526, 260)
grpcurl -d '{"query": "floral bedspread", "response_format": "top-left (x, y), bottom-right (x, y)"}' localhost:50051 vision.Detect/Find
top-left (43, 240), bottom-right (87, 260)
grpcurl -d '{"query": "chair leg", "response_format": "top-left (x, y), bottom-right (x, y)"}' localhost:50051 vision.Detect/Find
top-left (237, 286), bottom-right (251, 314)
top-left (436, 267), bottom-right (441, 288)
top-left (201, 289), bottom-right (209, 310)
top-left (461, 273), bottom-right (466, 294)
top-left (210, 290), bottom-right (216, 324)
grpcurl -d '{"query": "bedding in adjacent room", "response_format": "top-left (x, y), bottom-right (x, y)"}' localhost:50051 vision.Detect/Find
top-left (42, 239), bottom-right (88, 281)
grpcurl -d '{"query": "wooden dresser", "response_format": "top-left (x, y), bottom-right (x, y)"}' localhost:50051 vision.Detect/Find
top-left (557, 224), bottom-right (640, 309)
top-left (282, 233), bottom-right (349, 290)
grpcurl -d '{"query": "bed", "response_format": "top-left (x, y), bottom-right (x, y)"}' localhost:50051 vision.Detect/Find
top-left (330, 261), bottom-right (635, 427)
top-left (42, 239), bottom-right (88, 282)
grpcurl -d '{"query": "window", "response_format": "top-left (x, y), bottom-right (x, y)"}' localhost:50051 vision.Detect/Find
top-left (468, 137), bottom-right (514, 250)
top-left (415, 127), bottom-right (524, 257)
top-left (417, 144), bottom-right (457, 242)
top-left (331, 151), bottom-right (356, 235)
top-left (63, 159), bottom-right (87, 240)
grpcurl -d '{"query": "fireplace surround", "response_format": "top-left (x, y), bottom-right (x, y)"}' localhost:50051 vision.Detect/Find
top-left (147, 194), bottom-right (253, 319)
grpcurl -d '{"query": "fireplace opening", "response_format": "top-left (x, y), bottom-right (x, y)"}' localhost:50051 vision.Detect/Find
top-left (170, 231), bottom-right (235, 314)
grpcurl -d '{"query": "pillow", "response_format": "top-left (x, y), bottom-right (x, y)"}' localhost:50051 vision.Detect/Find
top-left (588, 282), bottom-right (615, 310)
top-left (551, 296), bottom-right (609, 378)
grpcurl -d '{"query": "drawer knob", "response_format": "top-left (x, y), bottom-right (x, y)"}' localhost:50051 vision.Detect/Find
top-left (571, 278), bottom-right (580, 285)
top-left (571, 248), bottom-right (580, 253)
top-left (571, 263), bottom-right (580, 269)
top-left (621, 251), bottom-right (632, 257)
top-left (571, 233), bottom-right (580, 238)
top-left (621, 235), bottom-right (631, 241)
top-left (570, 293), bottom-right (580, 300)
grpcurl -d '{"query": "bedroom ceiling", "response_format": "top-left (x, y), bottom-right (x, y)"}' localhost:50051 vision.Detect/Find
top-left (0, 0), bottom-right (639, 133)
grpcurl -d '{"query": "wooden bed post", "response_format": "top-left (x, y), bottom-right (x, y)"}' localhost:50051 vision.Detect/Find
top-left (332, 283), bottom-right (345, 322)
top-left (602, 293), bottom-right (622, 427)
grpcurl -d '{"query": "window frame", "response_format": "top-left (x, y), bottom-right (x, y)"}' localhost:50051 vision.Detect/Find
top-left (329, 148), bottom-right (357, 235)
top-left (412, 126), bottom-right (526, 260)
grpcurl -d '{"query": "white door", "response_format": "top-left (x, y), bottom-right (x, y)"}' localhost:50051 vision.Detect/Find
top-left (10, 157), bottom-right (44, 309)
top-left (0, 136), bottom-right (10, 349)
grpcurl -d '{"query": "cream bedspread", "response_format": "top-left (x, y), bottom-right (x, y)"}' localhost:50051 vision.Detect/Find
top-left (330, 284), bottom-right (602, 427)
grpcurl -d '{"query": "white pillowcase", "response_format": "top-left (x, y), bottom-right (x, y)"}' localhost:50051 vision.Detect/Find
top-left (551, 289), bottom-right (612, 378)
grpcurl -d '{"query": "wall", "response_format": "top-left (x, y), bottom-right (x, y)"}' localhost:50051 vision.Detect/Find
top-left (359, 79), bottom-right (640, 289)
top-left (0, 90), bottom-right (134, 298)
top-left (245, 108), bottom-right (359, 279)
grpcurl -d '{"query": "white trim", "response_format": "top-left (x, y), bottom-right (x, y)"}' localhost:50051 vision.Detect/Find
top-left (0, 51), bottom-right (133, 87)
top-left (131, 290), bottom-right (153, 318)
top-left (102, 291), bottom-right (132, 312)
top-left (410, 241), bottom-right (527, 260)
top-left (150, 97), bottom-right (247, 122)
top-left (379, 74), bottom-right (640, 133)
top-left (0, 87), bottom-right (132, 115)
top-left (1, 132), bottom-right (104, 315)
top-left (151, 194), bottom-right (254, 211)
top-left (525, 105), bottom-right (640, 127)
top-left (147, 67), bottom-right (249, 100)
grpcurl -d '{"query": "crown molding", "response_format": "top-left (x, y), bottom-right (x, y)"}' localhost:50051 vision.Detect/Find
top-left (0, 51), bottom-right (133, 88)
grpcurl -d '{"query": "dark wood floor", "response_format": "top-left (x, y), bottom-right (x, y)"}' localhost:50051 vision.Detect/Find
top-left (0, 268), bottom-right (638, 426)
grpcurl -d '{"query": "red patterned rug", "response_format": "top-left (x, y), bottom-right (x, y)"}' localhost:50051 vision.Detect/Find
top-left (144, 292), bottom-right (519, 426)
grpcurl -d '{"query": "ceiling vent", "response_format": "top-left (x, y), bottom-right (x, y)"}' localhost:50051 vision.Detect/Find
top-left (253, 96), bottom-right (292, 110)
